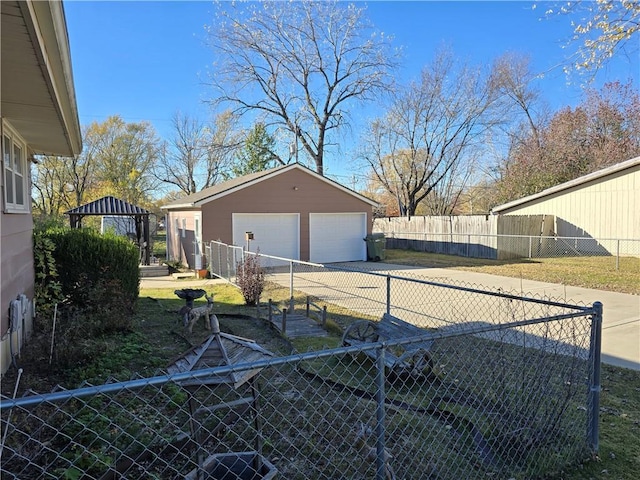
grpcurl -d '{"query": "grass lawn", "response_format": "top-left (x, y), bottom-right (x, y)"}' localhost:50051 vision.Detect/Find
top-left (3, 262), bottom-right (638, 479)
top-left (384, 249), bottom-right (640, 295)
top-left (140, 286), bottom-right (640, 479)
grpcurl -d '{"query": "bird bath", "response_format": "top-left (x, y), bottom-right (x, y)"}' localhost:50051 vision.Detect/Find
top-left (174, 288), bottom-right (206, 309)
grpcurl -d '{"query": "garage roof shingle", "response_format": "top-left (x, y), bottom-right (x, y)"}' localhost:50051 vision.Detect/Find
top-left (161, 163), bottom-right (377, 210)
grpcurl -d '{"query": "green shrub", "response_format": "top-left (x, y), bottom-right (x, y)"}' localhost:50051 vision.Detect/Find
top-left (29, 228), bottom-right (141, 374)
top-left (33, 230), bottom-right (64, 320)
top-left (41, 228), bottom-right (139, 330)
top-left (236, 253), bottom-right (265, 305)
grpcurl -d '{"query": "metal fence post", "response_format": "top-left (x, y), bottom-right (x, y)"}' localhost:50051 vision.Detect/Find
top-left (375, 345), bottom-right (387, 480)
top-left (386, 275), bottom-right (391, 315)
top-left (528, 236), bottom-right (532, 259)
top-left (588, 301), bottom-right (603, 454)
top-left (226, 245), bottom-right (231, 282)
top-left (282, 308), bottom-right (287, 335)
top-left (616, 240), bottom-right (620, 271)
top-left (289, 261), bottom-right (294, 299)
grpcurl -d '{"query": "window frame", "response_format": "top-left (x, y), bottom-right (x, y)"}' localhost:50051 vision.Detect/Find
top-left (2, 122), bottom-right (30, 214)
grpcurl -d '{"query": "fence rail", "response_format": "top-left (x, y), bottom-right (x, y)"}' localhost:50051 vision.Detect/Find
top-left (380, 232), bottom-right (640, 266)
top-left (1, 242), bottom-right (603, 479)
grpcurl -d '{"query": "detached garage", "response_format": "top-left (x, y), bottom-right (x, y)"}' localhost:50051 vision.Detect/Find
top-left (162, 164), bottom-right (376, 267)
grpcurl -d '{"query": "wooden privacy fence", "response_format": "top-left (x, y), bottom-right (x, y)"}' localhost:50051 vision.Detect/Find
top-left (373, 215), bottom-right (556, 259)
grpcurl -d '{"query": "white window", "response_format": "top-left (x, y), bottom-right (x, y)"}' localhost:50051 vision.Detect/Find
top-left (2, 125), bottom-right (29, 213)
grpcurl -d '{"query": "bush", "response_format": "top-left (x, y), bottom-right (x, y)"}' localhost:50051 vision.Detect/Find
top-left (33, 230), bottom-right (64, 321)
top-left (38, 228), bottom-right (139, 331)
top-left (236, 253), bottom-right (265, 305)
top-left (30, 227), bottom-right (141, 374)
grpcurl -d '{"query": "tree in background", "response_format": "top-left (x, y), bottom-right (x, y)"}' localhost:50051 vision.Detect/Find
top-left (360, 48), bottom-right (501, 217)
top-left (92, 116), bottom-right (161, 205)
top-left (544, 0), bottom-right (640, 75)
top-left (32, 116), bottom-right (163, 221)
top-left (33, 123), bottom-right (105, 218)
top-left (229, 123), bottom-right (279, 178)
top-left (496, 81), bottom-right (640, 204)
top-left (155, 111), bottom-right (240, 195)
top-left (32, 156), bottom-right (72, 217)
top-left (207, 0), bottom-right (398, 175)
top-left (155, 112), bottom-right (210, 195)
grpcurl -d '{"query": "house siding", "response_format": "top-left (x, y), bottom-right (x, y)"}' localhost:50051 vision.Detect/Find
top-left (165, 167), bottom-right (374, 266)
top-left (497, 164), bottom-right (639, 254)
top-left (199, 168), bottom-right (372, 261)
top-left (0, 208), bottom-right (35, 372)
top-left (165, 209), bottom-right (199, 267)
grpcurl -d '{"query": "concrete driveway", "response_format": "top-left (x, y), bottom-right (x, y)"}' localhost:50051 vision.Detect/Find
top-left (140, 263), bottom-right (639, 371)
top-left (328, 262), bottom-right (639, 371)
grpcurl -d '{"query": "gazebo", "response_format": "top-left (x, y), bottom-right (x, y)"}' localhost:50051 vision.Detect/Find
top-left (167, 313), bottom-right (276, 478)
top-left (64, 196), bottom-right (152, 265)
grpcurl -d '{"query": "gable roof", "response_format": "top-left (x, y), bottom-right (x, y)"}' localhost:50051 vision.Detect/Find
top-left (492, 156), bottom-right (640, 214)
top-left (65, 196), bottom-right (150, 216)
top-left (161, 163), bottom-right (378, 210)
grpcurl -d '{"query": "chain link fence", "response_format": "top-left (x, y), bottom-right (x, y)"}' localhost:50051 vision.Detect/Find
top-left (382, 232), bottom-right (640, 268)
top-left (1, 241), bottom-right (603, 479)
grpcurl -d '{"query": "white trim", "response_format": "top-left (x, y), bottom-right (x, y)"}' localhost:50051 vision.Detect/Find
top-left (2, 121), bottom-right (30, 214)
top-left (194, 212), bottom-right (202, 269)
top-left (492, 156), bottom-right (640, 214)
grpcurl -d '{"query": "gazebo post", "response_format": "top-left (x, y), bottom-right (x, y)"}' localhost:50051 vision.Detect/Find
top-left (143, 214), bottom-right (150, 265)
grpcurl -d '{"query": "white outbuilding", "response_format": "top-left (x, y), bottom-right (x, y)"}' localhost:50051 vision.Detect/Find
top-left (492, 156), bottom-right (640, 256)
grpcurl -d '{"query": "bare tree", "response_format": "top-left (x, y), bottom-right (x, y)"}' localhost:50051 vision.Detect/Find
top-left (32, 156), bottom-right (71, 216)
top-left (156, 112), bottom-right (208, 195)
top-left (155, 111), bottom-right (241, 195)
top-left (360, 48), bottom-right (500, 217)
top-left (541, 1), bottom-right (640, 76)
top-left (203, 110), bottom-right (242, 187)
top-left (32, 123), bottom-right (101, 216)
top-left (67, 124), bottom-right (100, 207)
top-left (207, 0), bottom-right (399, 175)
top-left (493, 53), bottom-right (549, 154)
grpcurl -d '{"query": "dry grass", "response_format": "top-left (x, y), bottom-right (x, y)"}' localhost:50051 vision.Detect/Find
top-left (384, 250), bottom-right (640, 295)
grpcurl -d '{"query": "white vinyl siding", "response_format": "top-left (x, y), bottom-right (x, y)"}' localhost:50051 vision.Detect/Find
top-left (501, 166), bottom-right (639, 253)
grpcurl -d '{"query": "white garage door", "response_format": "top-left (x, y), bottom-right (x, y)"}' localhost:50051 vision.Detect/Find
top-left (309, 213), bottom-right (367, 263)
top-left (232, 213), bottom-right (300, 261)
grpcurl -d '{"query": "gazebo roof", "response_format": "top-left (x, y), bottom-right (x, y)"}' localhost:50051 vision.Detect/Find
top-left (167, 328), bottom-right (274, 389)
top-left (65, 195), bottom-right (150, 216)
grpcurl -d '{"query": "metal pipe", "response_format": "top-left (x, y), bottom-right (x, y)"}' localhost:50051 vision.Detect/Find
top-left (386, 275), bottom-right (391, 315)
top-left (588, 301), bottom-right (603, 454)
top-left (0, 306), bottom-right (597, 410)
top-left (375, 346), bottom-right (387, 480)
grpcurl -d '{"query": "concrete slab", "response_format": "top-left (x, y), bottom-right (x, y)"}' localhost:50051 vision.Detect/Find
top-left (355, 262), bottom-right (640, 371)
top-left (140, 264), bottom-right (639, 371)
top-left (139, 275), bottom-right (226, 290)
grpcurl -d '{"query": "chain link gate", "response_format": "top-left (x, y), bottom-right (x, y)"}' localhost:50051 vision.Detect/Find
top-left (2, 241), bottom-right (602, 479)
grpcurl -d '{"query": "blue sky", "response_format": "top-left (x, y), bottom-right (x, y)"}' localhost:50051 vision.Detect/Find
top-left (64, 1), bottom-right (639, 185)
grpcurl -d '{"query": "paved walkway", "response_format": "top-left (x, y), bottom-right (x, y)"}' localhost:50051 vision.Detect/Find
top-left (140, 265), bottom-right (639, 371)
